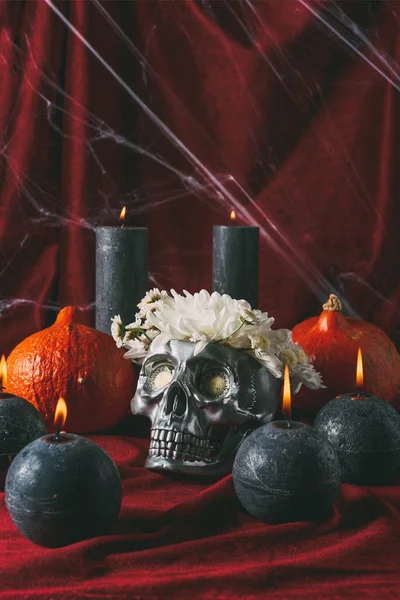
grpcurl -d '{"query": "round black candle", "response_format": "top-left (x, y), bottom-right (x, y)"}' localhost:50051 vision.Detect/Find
top-left (0, 392), bottom-right (47, 490)
top-left (314, 393), bottom-right (400, 485)
top-left (233, 421), bottom-right (341, 523)
top-left (5, 432), bottom-right (122, 547)
top-left (212, 224), bottom-right (259, 308)
top-left (96, 224), bottom-right (148, 334)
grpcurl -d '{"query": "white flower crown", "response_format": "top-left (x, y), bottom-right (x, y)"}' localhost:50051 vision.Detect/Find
top-left (111, 289), bottom-right (324, 393)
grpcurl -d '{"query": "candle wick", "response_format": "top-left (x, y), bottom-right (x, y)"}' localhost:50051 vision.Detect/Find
top-left (286, 419), bottom-right (292, 429)
top-left (55, 423), bottom-right (61, 440)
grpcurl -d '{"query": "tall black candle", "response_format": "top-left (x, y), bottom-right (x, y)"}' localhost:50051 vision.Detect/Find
top-left (212, 214), bottom-right (259, 307)
top-left (96, 212), bottom-right (148, 334)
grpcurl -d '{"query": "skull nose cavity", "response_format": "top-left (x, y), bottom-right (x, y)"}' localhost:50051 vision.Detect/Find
top-left (165, 383), bottom-right (187, 417)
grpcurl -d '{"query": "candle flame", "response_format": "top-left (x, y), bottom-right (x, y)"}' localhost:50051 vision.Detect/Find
top-left (0, 355), bottom-right (7, 389)
top-left (230, 210), bottom-right (236, 221)
top-left (54, 397), bottom-right (68, 430)
top-left (356, 347), bottom-right (364, 389)
top-left (119, 206), bottom-right (126, 221)
top-left (282, 365), bottom-right (292, 420)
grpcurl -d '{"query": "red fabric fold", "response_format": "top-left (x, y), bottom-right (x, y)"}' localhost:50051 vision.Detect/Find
top-left (1, 2), bottom-right (400, 595)
top-left (1, 435), bottom-right (400, 599)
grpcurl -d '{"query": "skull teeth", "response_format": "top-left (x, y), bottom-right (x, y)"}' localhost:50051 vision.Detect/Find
top-left (149, 428), bottom-right (218, 462)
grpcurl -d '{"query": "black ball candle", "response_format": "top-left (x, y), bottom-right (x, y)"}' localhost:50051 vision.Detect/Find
top-left (314, 393), bottom-right (400, 485)
top-left (5, 399), bottom-right (122, 547)
top-left (314, 347), bottom-right (400, 485)
top-left (232, 367), bottom-right (341, 524)
top-left (0, 394), bottom-right (47, 489)
top-left (0, 357), bottom-right (47, 489)
top-left (233, 421), bottom-right (341, 524)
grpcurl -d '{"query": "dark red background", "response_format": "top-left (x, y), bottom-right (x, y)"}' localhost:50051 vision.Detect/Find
top-left (1, 0), bottom-right (400, 350)
top-left (1, 1), bottom-right (400, 597)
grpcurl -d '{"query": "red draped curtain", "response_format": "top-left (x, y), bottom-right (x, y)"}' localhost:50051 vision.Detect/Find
top-left (0, 0), bottom-right (399, 354)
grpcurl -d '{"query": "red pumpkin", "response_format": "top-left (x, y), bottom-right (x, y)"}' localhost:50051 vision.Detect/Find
top-left (292, 294), bottom-right (400, 414)
top-left (6, 307), bottom-right (136, 433)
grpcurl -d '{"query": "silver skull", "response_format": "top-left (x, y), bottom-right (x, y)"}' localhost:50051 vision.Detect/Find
top-left (131, 340), bottom-right (281, 476)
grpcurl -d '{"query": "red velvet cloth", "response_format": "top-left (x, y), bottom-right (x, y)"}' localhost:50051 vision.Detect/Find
top-left (1, 1), bottom-right (400, 353)
top-left (1, 2), bottom-right (400, 597)
top-left (1, 434), bottom-right (400, 599)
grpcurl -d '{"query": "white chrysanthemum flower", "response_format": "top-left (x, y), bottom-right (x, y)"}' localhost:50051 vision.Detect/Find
top-left (249, 334), bottom-right (271, 352)
top-left (137, 288), bottom-right (171, 317)
top-left (254, 310), bottom-right (275, 328)
top-left (280, 348), bottom-right (298, 369)
top-left (111, 314), bottom-right (125, 348)
top-left (148, 289), bottom-right (245, 355)
top-left (145, 327), bottom-right (160, 342)
top-left (123, 317), bottom-right (142, 342)
top-left (291, 362), bottom-right (324, 392)
top-left (123, 338), bottom-right (149, 361)
top-left (125, 317), bottom-right (142, 330)
top-left (236, 300), bottom-right (258, 325)
top-left (111, 288), bottom-right (324, 390)
top-left (275, 334), bottom-right (324, 391)
top-left (293, 344), bottom-right (309, 365)
top-left (253, 348), bottom-right (283, 378)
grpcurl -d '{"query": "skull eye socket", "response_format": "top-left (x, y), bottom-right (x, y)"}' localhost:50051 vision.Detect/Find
top-left (146, 362), bottom-right (174, 393)
top-left (199, 368), bottom-right (230, 400)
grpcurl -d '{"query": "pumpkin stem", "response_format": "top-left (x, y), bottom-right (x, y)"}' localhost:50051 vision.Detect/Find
top-left (55, 306), bottom-right (86, 325)
top-left (322, 294), bottom-right (342, 312)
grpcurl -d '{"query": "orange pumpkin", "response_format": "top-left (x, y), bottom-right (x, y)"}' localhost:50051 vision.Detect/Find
top-left (6, 306), bottom-right (135, 433)
top-left (292, 294), bottom-right (400, 414)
